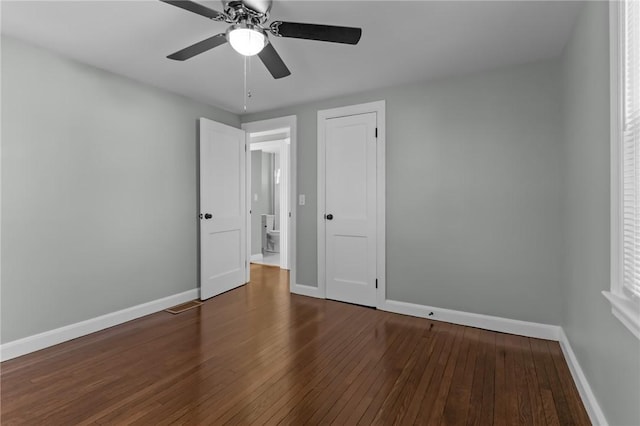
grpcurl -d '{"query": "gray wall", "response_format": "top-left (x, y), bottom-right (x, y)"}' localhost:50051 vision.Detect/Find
top-left (243, 59), bottom-right (565, 325)
top-left (1, 36), bottom-right (240, 343)
top-left (561, 3), bottom-right (640, 425)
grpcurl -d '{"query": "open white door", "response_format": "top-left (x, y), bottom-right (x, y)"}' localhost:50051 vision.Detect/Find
top-left (199, 118), bottom-right (247, 300)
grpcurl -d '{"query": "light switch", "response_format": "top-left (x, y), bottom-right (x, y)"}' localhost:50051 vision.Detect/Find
top-left (254, 193), bottom-right (258, 201)
top-left (299, 194), bottom-right (306, 206)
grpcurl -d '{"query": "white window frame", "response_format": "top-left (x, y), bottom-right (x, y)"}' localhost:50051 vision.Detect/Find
top-left (607, 0), bottom-right (640, 340)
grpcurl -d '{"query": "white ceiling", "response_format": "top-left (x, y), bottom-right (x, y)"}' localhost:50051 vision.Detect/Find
top-left (1, 1), bottom-right (582, 114)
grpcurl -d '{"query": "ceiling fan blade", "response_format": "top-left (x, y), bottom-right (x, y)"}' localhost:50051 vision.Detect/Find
top-left (167, 33), bottom-right (227, 60)
top-left (160, 0), bottom-right (225, 20)
top-left (270, 21), bottom-right (362, 45)
top-left (258, 42), bottom-right (291, 79)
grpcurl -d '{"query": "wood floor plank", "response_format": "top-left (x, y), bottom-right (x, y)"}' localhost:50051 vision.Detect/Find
top-left (274, 311), bottom-right (390, 425)
top-left (494, 332), bottom-right (509, 426)
top-left (535, 337), bottom-right (574, 425)
top-left (424, 325), bottom-right (470, 424)
top-left (546, 340), bottom-right (591, 425)
top-left (160, 301), bottom-right (365, 424)
top-left (506, 334), bottom-right (533, 426)
top-left (416, 324), bottom-right (466, 424)
top-left (369, 326), bottom-right (431, 424)
top-left (515, 335), bottom-right (546, 426)
top-left (530, 337), bottom-right (562, 426)
top-left (372, 321), bottom-right (443, 425)
top-left (401, 321), bottom-right (458, 424)
top-left (0, 265), bottom-right (590, 425)
top-left (465, 328), bottom-right (492, 426)
top-left (221, 306), bottom-right (376, 425)
top-left (268, 314), bottom-right (380, 424)
top-left (442, 327), bottom-right (480, 425)
top-left (356, 321), bottom-right (426, 425)
top-left (332, 318), bottom-right (420, 425)
top-left (315, 315), bottom-right (415, 425)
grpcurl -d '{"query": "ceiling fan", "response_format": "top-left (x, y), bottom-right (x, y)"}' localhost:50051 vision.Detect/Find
top-left (160, 0), bottom-right (362, 79)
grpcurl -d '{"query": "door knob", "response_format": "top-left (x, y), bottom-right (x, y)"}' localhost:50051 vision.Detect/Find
top-left (204, 213), bottom-right (213, 219)
top-left (325, 214), bottom-right (333, 220)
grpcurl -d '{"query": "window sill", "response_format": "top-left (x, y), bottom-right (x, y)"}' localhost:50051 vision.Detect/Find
top-left (602, 291), bottom-right (640, 340)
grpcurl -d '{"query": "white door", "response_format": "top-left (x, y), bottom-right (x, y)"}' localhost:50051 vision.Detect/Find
top-left (324, 112), bottom-right (377, 306)
top-left (199, 118), bottom-right (247, 300)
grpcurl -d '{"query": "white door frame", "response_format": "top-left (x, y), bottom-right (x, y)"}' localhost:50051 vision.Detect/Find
top-left (242, 116), bottom-right (297, 289)
top-left (317, 101), bottom-right (386, 308)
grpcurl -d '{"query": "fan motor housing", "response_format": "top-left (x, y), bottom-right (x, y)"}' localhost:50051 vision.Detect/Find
top-left (222, 0), bottom-right (272, 23)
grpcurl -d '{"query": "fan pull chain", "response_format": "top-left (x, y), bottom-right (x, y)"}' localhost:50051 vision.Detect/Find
top-left (247, 55), bottom-right (252, 100)
top-left (243, 56), bottom-right (253, 112)
top-left (243, 56), bottom-right (247, 112)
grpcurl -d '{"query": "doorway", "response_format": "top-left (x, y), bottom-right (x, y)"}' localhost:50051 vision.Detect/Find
top-left (242, 117), bottom-right (296, 286)
top-left (248, 134), bottom-right (288, 268)
top-left (317, 101), bottom-right (386, 308)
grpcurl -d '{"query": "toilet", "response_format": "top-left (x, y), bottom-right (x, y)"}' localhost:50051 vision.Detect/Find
top-left (261, 214), bottom-right (280, 253)
top-left (267, 229), bottom-right (280, 253)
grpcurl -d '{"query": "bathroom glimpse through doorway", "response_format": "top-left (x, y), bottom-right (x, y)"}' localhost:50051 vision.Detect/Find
top-left (242, 117), bottom-right (294, 276)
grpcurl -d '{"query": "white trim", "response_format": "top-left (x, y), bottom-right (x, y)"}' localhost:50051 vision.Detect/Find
top-left (379, 299), bottom-right (561, 341)
top-left (0, 289), bottom-right (199, 362)
top-left (242, 116), bottom-right (297, 286)
top-left (281, 136), bottom-right (290, 270)
top-left (610, 0), bottom-right (622, 301)
top-left (291, 283), bottom-right (324, 299)
top-left (558, 329), bottom-right (609, 426)
top-left (0, 24), bottom-right (3, 351)
top-left (602, 291), bottom-right (640, 339)
top-left (608, 0), bottom-right (640, 339)
top-left (245, 133), bottom-right (251, 282)
top-left (250, 253), bottom-right (264, 262)
top-left (316, 100), bottom-right (386, 306)
top-left (249, 139), bottom-right (285, 152)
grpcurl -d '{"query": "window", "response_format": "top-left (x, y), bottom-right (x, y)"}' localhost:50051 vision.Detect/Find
top-left (608, 0), bottom-right (640, 339)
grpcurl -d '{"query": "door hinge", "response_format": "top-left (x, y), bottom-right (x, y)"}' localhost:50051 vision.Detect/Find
top-left (375, 278), bottom-right (378, 289)
top-left (375, 127), bottom-right (378, 138)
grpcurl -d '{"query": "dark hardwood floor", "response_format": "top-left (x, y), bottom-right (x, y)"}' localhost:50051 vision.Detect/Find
top-left (1, 264), bottom-right (590, 425)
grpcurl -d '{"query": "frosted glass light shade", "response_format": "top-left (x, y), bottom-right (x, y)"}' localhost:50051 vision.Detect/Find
top-left (228, 27), bottom-right (266, 56)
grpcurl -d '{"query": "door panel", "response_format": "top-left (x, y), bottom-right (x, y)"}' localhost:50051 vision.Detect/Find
top-left (325, 112), bottom-right (377, 307)
top-left (200, 118), bottom-right (246, 300)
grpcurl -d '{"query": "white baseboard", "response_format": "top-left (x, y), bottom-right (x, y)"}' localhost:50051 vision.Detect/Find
top-left (290, 283), bottom-right (323, 299)
top-left (379, 299), bottom-right (561, 341)
top-left (558, 329), bottom-right (608, 426)
top-left (0, 288), bottom-right (199, 362)
top-left (250, 253), bottom-right (263, 262)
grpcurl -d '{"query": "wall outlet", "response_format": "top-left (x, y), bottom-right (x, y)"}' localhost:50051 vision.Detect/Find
top-left (299, 194), bottom-right (305, 206)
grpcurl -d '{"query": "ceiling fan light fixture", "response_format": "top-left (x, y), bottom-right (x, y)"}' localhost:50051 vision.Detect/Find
top-left (227, 24), bottom-right (267, 56)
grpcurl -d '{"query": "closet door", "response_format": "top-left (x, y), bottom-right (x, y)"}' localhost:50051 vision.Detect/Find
top-left (322, 112), bottom-right (377, 307)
